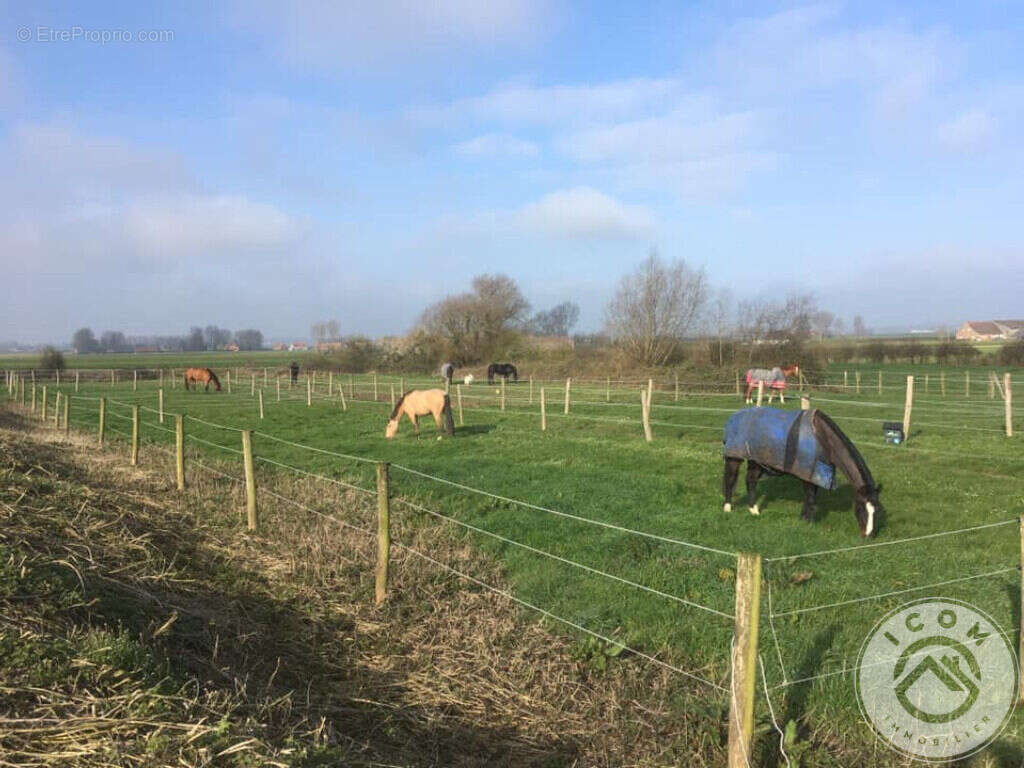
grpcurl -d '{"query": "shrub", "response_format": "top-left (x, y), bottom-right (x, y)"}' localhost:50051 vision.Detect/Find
top-left (39, 346), bottom-right (65, 372)
top-left (998, 339), bottom-right (1024, 367)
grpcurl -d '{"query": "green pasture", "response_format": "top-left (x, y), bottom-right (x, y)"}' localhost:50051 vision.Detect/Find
top-left (4, 369), bottom-right (1023, 765)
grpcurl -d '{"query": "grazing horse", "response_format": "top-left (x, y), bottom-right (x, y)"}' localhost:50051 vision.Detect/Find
top-left (184, 367), bottom-right (221, 392)
top-left (463, 374), bottom-right (474, 386)
top-left (440, 362), bottom-right (455, 386)
top-left (722, 407), bottom-right (882, 537)
top-left (487, 363), bottom-right (517, 385)
top-left (385, 389), bottom-right (455, 439)
top-left (744, 364), bottom-right (799, 404)
top-left (289, 361), bottom-right (300, 384)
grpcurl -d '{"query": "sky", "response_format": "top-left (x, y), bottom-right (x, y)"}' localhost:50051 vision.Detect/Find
top-left (2, 1), bottom-right (1023, 344)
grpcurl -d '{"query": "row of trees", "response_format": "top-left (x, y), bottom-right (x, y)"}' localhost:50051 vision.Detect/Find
top-left (71, 326), bottom-right (264, 354)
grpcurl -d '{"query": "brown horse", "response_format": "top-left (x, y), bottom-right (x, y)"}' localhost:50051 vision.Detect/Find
top-left (184, 367), bottom-right (222, 392)
top-left (385, 389), bottom-right (455, 439)
top-left (744, 364), bottom-right (799, 404)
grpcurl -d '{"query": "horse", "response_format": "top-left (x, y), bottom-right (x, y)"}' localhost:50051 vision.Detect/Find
top-left (385, 389), bottom-right (455, 439)
top-left (744, 364), bottom-right (799, 404)
top-left (487, 363), bottom-right (517, 385)
top-left (440, 362), bottom-right (455, 386)
top-left (289, 362), bottom-right (300, 384)
top-left (184, 367), bottom-right (222, 392)
top-left (463, 374), bottom-right (474, 386)
top-left (722, 407), bottom-right (882, 537)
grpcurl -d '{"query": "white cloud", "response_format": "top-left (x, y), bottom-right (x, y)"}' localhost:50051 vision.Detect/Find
top-left (514, 187), bottom-right (654, 239)
top-left (451, 133), bottom-right (539, 158)
top-left (235, 0), bottom-right (549, 71)
top-left (418, 78), bottom-right (683, 127)
top-left (936, 109), bottom-right (996, 152)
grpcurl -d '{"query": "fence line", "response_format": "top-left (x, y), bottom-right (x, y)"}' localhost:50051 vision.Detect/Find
top-left (769, 566), bottom-right (1017, 619)
top-left (392, 495), bottom-right (733, 619)
top-left (186, 433), bottom-right (243, 455)
top-left (254, 454), bottom-right (376, 497)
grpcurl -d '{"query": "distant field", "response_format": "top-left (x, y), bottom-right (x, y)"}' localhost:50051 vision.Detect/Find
top-left (4, 364), bottom-right (1021, 765)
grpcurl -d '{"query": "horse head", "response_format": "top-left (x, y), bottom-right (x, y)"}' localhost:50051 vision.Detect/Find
top-left (385, 418), bottom-right (399, 439)
top-left (855, 484), bottom-right (883, 537)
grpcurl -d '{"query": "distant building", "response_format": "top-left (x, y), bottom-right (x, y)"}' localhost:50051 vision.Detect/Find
top-left (223, 343), bottom-right (240, 352)
top-left (288, 342), bottom-right (309, 351)
top-left (956, 320), bottom-right (1024, 341)
top-left (272, 343), bottom-right (286, 351)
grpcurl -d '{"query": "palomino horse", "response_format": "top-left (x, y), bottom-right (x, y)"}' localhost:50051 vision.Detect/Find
top-left (722, 407), bottom-right (882, 536)
top-left (487, 363), bottom-right (517, 385)
top-left (385, 389), bottom-right (455, 439)
top-left (744, 364), bottom-right (799, 404)
top-left (184, 367), bottom-right (222, 392)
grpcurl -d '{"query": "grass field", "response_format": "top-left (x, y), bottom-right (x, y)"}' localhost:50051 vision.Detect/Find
top-left (3, 366), bottom-right (1023, 764)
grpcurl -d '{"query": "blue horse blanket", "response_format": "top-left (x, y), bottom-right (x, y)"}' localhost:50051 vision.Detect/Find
top-left (723, 408), bottom-right (838, 490)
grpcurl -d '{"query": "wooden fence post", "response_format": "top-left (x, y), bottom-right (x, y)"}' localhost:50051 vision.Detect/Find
top-left (375, 463), bottom-right (390, 604)
top-left (925, 373), bottom-right (930, 394)
top-left (75, 370), bottom-right (80, 392)
top-left (20, 377), bottom-right (25, 405)
top-left (241, 430), bottom-right (258, 531)
top-left (391, 383), bottom-right (396, 409)
top-left (131, 405), bottom-right (139, 466)
top-left (277, 376), bottom-right (281, 401)
top-left (457, 384), bottom-right (464, 426)
top-left (264, 367), bottom-right (268, 387)
top-left (258, 389), bottom-right (265, 419)
top-left (801, 395), bottom-right (810, 410)
top-left (373, 373), bottom-right (378, 401)
top-left (966, 371), bottom-right (970, 398)
top-left (31, 384), bottom-right (36, 413)
top-left (540, 387), bottom-right (546, 431)
top-left (53, 392), bottom-right (60, 427)
top-left (307, 376), bottom-right (312, 407)
top-left (110, 369), bottom-right (114, 388)
top-left (641, 388), bottom-right (653, 442)
top-left (329, 371), bottom-right (333, 396)
top-left (56, 369), bottom-right (60, 387)
top-left (606, 376), bottom-right (611, 402)
top-left (727, 552), bottom-right (762, 768)
top-left (251, 374), bottom-right (255, 397)
top-left (799, 368), bottom-right (805, 392)
top-left (63, 395), bottom-right (69, 435)
top-left (175, 415), bottom-right (185, 491)
top-left (675, 372), bottom-right (679, 402)
top-left (855, 371), bottom-right (861, 395)
top-left (41, 385), bottom-right (48, 422)
top-left (158, 388), bottom-right (165, 423)
top-left (564, 378), bottom-right (571, 415)
top-left (339, 387), bottom-right (347, 411)
top-left (227, 370), bottom-right (231, 393)
top-left (756, 380), bottom-right (764, 407)
top-left (529, 376), bottom-right (534, 405)
top-left (735, 370), bottom-right (740, 395)
top-left (133, 370), bottom-right (138, 391)
top-left (1006, 373), bottom-right (1013, 438)
top-left (877, 370), bottom-right (882, 395)
top-left (98, 397), bottom-right (106, 446)
top-left (902, 375), bottom-right (914, 442)
top-left (171, 369), bottom-right (176, 389)
top-left (501, 378), bottom-right (506, 411)
top-left (843, 370), bottom-right (848, 390)
top-left (941, 371), bottom-right (946, 397)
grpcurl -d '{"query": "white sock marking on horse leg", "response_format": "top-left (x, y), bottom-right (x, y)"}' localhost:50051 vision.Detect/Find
top-left (865, 502), bottom-right (875, 536)
top-left (723, 503), bottom-right (731, 512)
top-left (750, 504), bottom-right (760, 516)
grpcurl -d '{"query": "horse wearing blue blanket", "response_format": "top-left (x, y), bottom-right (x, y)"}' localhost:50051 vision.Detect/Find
top-left (722, 407), bottom-right (882, 537)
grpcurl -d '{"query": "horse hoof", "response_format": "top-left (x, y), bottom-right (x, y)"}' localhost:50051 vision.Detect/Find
top-left (749, 505), bottom-right (760, 516)
top-left (723, 503), bottom-right (731, 512)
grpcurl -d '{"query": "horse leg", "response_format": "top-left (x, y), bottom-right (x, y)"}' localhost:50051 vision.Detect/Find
top-left (722, 458), bottom-right (742, 512)
top-left (779, 388), bottom-right (785, 405)
top-left (407, 412), bottom-right (419, 436)
top-left (432, 407), bottom-right (443, 435)
top-left (745, 384), bottom-right (752, 404)
top-left (745, 462), bottom-right (763, 515)
top-left (801, 481), bottom-right (818, 522)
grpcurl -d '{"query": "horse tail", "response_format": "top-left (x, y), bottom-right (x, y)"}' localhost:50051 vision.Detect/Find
top-left (443, 394), bottom-right (455, 435)
top-left (207, 369), bottom-right (222, 391)
top-left (389, 392), bottom-right (407, 421)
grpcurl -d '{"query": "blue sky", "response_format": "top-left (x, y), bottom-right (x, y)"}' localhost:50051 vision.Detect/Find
top-left (2, 1), bottom-right (1023, 343)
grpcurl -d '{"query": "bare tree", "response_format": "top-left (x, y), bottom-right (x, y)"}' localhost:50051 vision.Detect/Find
top-left (528, 302), bottom-right (580, 336)
top-left (604, 252), bottom-right (708, 365)
top-left (811, 310), bottom-right (836, 340)
top-left (737, 293), bottom-right (817, 344)
top-left (418, 274), bottom-right (530, 363)
top-left (852, 315), bottom-right (868, 337)
top-left (708, 289), bottom-right (734, 367)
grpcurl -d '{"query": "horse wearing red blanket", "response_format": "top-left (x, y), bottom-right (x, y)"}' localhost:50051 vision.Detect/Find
top-left (744, 364), bottom-right (799, 404)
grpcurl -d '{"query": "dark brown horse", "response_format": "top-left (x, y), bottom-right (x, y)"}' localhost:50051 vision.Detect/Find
top-left (184, 367), bottom-right (221, 392)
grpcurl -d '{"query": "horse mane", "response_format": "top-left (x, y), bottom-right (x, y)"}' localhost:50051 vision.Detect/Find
top-left (389, 392), bottom-right (407, 420)
top-left (205, 369), bottom-right (221, 386)
top-left (813, 410), bottom-right (875, 491)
